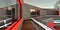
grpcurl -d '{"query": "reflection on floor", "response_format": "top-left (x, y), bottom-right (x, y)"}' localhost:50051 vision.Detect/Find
top-left (55, 25), bottom-right (60, 30)
top-left (21, 19), bottom-right (45, 30)
top-left (21, 20), bottom-right (37, 30)
top-left (0, 27), bottom-right (5, 30)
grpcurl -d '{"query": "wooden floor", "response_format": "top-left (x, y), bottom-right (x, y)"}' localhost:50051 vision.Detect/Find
top-left (21, 20), bottom-right (37, 30)
top-left (55, 26), bottom-right (60, 30)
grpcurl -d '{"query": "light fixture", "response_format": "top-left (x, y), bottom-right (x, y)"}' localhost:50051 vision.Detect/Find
top-left (8, 6), bottom-right (12, 10)
top-left (30, 9), bottom-right (35, 12)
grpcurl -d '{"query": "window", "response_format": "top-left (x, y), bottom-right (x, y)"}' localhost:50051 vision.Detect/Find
top-left (30, 8), bottom-right (40, 17)
top-left (47, 11), bottom-right (59, 15)
top-left (0, 0), bottom-right (18, 29)
top-left (54, 11), bottom-right (59, 15)
top-left (30, 8), bottom-right (36, 17)
top-left (20, 1), bottom-right (22, 18)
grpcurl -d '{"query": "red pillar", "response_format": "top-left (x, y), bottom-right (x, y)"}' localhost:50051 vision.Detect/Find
top-left (59, 10), bottom-right (60, 16)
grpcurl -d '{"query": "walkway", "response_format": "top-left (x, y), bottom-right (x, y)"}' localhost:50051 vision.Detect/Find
top-left (21, 19), bottom-right (44, 30)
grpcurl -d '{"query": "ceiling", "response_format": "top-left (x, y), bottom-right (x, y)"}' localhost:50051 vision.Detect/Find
top-left (0, 0), bottom-right (16, 8)
top-left (0, 0), bottom-right (58, 9)
top-left (23, 0), bottom-right (58, 9)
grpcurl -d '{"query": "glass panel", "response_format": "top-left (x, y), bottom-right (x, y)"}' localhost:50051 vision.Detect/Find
top-left (0, 0), bottom-right (17, 29)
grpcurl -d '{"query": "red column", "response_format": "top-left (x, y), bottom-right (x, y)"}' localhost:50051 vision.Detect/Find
top-left (59, 10), bottom-right (60, 16)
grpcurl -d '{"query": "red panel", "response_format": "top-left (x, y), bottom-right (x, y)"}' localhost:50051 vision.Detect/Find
top-left (59, 10), bottom-right (60, 16)
top-left (11, 18), bottom-right (23, 30)
top-left (48, 19), bottom-right (54, 29)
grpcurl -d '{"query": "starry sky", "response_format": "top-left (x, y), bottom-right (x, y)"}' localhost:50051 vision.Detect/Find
top-left (24, 0), bottom-right (58, 9)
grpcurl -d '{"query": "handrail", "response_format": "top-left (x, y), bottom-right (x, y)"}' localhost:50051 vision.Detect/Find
top-left (5, 18), bottom-right (23, 30)
top-left (31, 18), bottom-right (53, 30)
top-left (0, 18), bottom-right (12, 28)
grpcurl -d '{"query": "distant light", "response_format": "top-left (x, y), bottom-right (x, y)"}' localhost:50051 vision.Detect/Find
top-left (8, 7), bottom-right (12, 10)
top-left (30, 9), bottom-right (35, 12)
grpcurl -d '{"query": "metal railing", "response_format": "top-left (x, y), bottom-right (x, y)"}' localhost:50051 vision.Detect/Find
top-left (0, 18), bottom-right (12, 28)
top-left (31, 18), bottom-right (53, 30)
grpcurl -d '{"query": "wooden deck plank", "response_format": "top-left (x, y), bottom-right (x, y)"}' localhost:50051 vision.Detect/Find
top-left (21, 20), bottom-right (37, 30)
